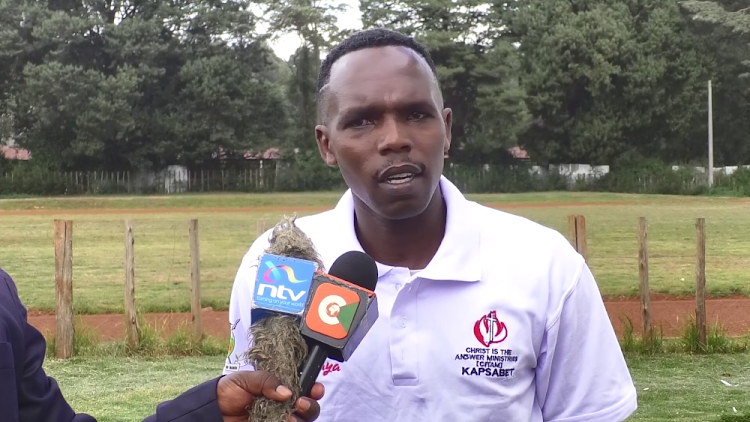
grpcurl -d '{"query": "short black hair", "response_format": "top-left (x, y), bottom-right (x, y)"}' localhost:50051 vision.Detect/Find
top-left (317, 27), bottom-right (438, 92)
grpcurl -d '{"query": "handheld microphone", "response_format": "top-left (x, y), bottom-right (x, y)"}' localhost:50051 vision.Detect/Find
top-left (298, 250), bottom-right (379, 397)
top-left (245, 215), bottom-right (324, 422)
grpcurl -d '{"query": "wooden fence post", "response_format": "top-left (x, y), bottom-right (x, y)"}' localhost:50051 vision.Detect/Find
top-left (189, 219), bottom-right (202, 340)
top-left (695, 217), bottom-right (707, 348)
top-left (575, 215), bottom-right (588, 263)
top-left (54, 220), bottom-right (74, 359)
top-left (567, 215), bottom-right (577, 249)
top-left (124, 220), bottom-right (140, 348)
top-left (637, 217), bottom-right (652, 346)
top-left (567, 215), bottom-right (588, 263)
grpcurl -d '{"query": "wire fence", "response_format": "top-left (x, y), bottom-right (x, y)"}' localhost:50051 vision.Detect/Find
top-left (2, 161), bottom-right (750, 196)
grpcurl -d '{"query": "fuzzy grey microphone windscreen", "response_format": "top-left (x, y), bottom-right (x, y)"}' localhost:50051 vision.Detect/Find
top-left (245, 215), bottom-right (324, 422)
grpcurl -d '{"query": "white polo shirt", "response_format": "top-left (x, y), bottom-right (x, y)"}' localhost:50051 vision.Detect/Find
top-left (224, 176), bottom-right (637, 422)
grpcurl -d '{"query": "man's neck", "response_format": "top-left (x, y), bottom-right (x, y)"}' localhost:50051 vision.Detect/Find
top-left (353, 189), bottom-right (447, 271)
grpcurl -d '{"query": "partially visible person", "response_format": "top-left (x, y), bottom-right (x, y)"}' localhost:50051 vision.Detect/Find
top-left (225, 28), bottom-right (637, 422)
top-left (0, 267), bottom-right (324, 422)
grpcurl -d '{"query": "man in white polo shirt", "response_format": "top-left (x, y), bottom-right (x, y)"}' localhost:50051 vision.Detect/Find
top-left (224, 28), bottom-right (637, 421)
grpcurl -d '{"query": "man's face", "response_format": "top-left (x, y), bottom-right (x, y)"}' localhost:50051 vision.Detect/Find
top-left (315, 46), bottom-right (452, 221)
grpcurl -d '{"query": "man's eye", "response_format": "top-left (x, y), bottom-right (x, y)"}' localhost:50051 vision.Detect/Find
top-left (351, 119), bottom-right (372, 127)
top-left (408, 112), bottom-right (428, 120)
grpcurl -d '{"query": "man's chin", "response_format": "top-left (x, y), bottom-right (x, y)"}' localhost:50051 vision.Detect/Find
top-left (371, 197), bottom-right (433, 222)
top-left (350, 179), bottom-right (439, 222)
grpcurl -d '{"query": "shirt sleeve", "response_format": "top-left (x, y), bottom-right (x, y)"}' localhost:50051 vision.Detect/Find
top-left (222, 232), bottom-right (270, 375)
top-left (535, 261), bottom-right (638, 422)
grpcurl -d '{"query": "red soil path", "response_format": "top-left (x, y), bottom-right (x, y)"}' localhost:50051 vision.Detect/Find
top-left (603, 296), bottom-right (750, 338)
top-left (26, 296), bottom-right (750, 342)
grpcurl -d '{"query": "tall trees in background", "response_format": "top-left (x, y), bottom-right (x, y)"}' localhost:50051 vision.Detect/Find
top-left (0, 0), bottom-right (748, 171)
top-left (513, 0), bottom-right (712, 165)
top-left (360, 0), bottom-right (531, 163)
top-left (0, 0), bottom-right (287, 170)
top-left (252, 0), bottom-right (350, 150)
top-left (681, 0), bottom-right (750, 164)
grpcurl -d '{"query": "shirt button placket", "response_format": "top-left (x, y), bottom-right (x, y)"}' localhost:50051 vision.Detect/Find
top-left (390, 274), bottom-right (419, 386)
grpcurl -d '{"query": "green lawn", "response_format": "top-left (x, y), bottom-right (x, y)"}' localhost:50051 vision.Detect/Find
top-left (1, 191), bottom-right (748, 313)
top-left (42, 354), bottom-right (750, 422)
top-left (0, 190), bottom-right (715, 211)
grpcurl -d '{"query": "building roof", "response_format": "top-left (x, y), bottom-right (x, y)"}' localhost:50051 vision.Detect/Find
top-left (1, 146), bottom-right (31, 160)
top-left (508, 146), bottom-right (529, 159)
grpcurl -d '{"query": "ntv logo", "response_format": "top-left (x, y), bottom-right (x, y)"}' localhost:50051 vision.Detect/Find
top-left (252, 253), bottom-right (316, 316)
top-left (257, 259), bottom-right (308, 302)
top-left (257, 284), bottom-right (306, 301)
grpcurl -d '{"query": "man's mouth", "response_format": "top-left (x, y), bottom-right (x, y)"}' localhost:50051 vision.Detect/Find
top-left (378, 164), bottom-right (423, 185)
top-left (385, 173), bottom-right (416, 184)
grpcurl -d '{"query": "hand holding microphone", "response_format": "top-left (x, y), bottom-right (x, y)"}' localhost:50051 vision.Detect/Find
top-left (216, 370), bottom-right (324, 422)
top-left (246, 216), bottom-right (326, 422)
top-left (244, 216), bottom-right (380, 421)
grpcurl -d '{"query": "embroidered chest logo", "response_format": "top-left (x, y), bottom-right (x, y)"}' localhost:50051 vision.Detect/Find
top-left (455, 311), bottom-right (519, 379)
top-left (474, 310), bottom-right (508, 346)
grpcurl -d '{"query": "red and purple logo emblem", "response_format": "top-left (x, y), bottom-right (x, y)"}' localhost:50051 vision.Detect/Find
top-left (474, 310), bottom-right (508, 347)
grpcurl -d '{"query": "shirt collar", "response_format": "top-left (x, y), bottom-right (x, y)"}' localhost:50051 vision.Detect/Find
top-left (328, 175), bottom-right (482, 282)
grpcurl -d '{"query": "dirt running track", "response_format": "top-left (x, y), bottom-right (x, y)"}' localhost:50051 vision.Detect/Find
top-left (26, 297), bottom-right (750, 342)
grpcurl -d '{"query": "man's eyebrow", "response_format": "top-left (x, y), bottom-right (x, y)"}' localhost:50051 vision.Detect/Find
top-left (338, 100), bottom-right (437, 121)
top-left (336, 105), bottom-right (381, 128)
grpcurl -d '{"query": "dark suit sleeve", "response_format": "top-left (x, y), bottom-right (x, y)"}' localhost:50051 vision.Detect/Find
top-left (1, 270), bottom-right (96, 422)
top-left (2, 269), bottom-right (225, 422)
top-left (141, 377), bottom-right (223, 422)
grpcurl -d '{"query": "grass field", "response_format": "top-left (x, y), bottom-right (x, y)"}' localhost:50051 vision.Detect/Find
top-left (41, 354), bottom-right (750, 422)
top-left (1, 191), bottom-right (749, 313)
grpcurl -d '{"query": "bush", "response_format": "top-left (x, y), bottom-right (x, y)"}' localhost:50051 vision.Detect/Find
top-left (0, 162), bottom-right (82, 196)
top-left (590, 160), bottom-right (707, 195)
top-left (3, 156), bottom-right (750, 197)
top-left (726, 167), bottom-right (750, 196)
top-left (274, 150), bottom-right (345, 192)
top-left (443, 163), bottom-right (569, 193)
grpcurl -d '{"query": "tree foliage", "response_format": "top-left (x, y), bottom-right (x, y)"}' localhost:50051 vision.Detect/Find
top-left (681, 0), bottom-right (750, 33)
top-left (513, 0), bottom-right (712, 164)
top-left (360, 0), bottom-right (530, 163)
top-left (0, 0), bottom-right (287, 170)
top-left (0, 0), bottom-right (749, 171)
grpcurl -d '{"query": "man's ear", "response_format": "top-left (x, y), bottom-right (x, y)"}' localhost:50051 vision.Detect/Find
top-left (442, 108), bottom-right (453, 158)
top-left (315, 125), bottom-right (337, 167)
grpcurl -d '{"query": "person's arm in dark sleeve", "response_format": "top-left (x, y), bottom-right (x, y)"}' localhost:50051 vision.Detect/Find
top-left (0, 270), bottom-right (96, 422)
top-left (5, 269), bottom-right (319, 422)
top-left (3, 269), bottom-right (226, 422)
top-left (141, 378), bottom-right (223, 422)
top-left (18, 323), bottom-right (97, 422)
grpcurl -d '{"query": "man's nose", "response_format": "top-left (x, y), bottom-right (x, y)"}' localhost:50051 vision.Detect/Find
top-left (377, 117), bottom-right (412, 154)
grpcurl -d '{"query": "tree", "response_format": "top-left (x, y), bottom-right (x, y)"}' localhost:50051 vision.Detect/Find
top-left (2, 0), bottom-right (289, 170)
top-left (513, 0), bottom-right (711, 165)
top-left (0, 107), bottom-right (13, 144)
top-left (253, 0), bottom-right (349, 151)
top-left (681, 0), bottom-right (750, 33)
top-left (360, 0), bottom-right (530, 163)
top-left (169, 53), bottom-right (288, 167)
top-left (681, 0), bottom-right (750, 164)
